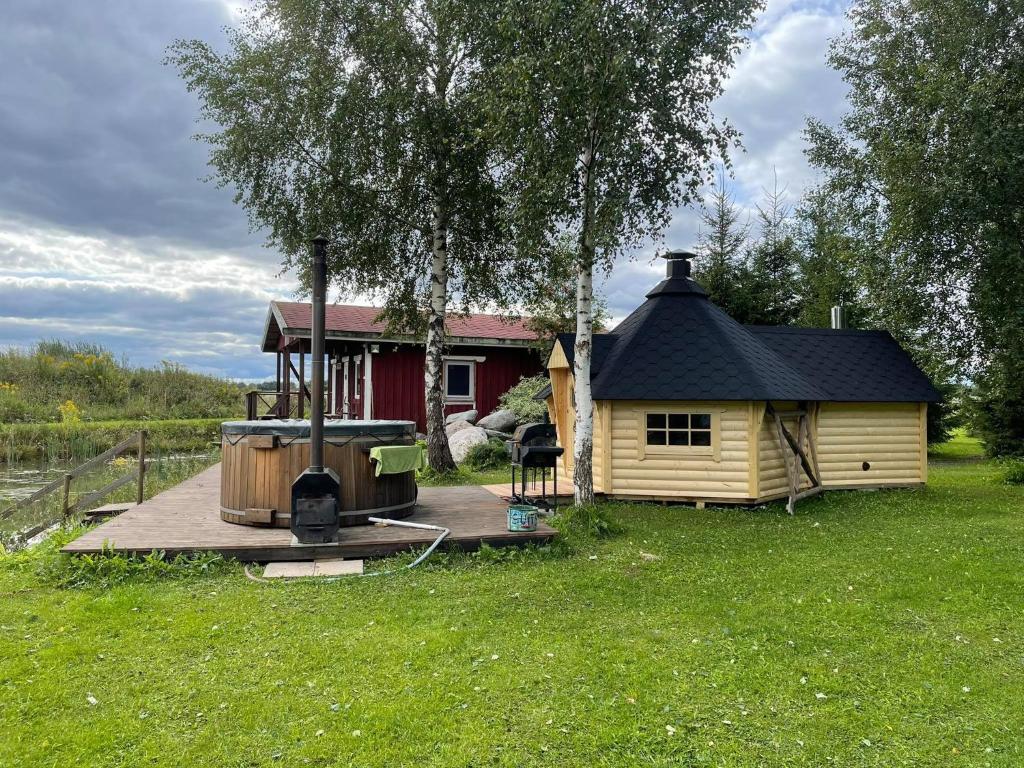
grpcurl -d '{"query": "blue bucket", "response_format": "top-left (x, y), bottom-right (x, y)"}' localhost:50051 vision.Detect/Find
top-left (507, 504), bottom-right (539, 532)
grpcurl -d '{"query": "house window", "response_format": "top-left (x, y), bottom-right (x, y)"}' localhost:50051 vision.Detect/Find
top-left (645, 412), bottom-right (713, 449)
top-left (444, 360), bottom-right (474, 401)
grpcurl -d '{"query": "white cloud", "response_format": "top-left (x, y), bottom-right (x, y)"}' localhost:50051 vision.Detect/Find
top-left (0, 216), bottom-right (295, 378)
top-left (0, 0), bottom-right (852, 374)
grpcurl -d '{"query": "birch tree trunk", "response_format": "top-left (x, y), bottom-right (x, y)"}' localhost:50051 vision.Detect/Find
top-left (573, 127), bottom-right (598, 505)
top-left (425, 195), bottom-right (457, 472)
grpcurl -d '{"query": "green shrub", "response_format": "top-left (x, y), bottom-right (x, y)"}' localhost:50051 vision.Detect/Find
top-left (972, 359), bottom-right (1024, 457)
top-left (49, 546), bottom-right (233, 588)
top-left (0, 384), bottom-right (32, 423)
top-left (1001, 458), bottom-right (1024, 485)
top-left (551, 503), bottom-right (623, 541)
top-left (463, 438), bottom-right (509, 470)
top-left (498, 375), bottom-right (550, 424)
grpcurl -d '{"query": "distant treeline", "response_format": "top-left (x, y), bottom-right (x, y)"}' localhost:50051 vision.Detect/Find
top-left (0, 340), bottom-right (245, 424)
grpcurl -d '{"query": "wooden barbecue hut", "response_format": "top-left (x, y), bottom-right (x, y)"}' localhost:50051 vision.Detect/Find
top-left (544, 251), bottom-right (940, 512)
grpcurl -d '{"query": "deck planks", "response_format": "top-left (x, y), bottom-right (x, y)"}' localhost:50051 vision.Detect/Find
top-left (62, 464), bottom-right (555, 562)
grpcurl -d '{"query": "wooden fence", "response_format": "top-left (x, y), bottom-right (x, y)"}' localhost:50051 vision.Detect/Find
top-left (0, 430), bottom-right (147, 550)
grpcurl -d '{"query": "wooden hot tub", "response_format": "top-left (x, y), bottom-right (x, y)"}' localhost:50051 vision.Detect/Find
top-left (220, 419), bottom-right (418, 528)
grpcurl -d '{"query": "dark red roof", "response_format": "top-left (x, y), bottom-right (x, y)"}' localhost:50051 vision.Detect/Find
top-left (272, 301), bottom-right (538, 342)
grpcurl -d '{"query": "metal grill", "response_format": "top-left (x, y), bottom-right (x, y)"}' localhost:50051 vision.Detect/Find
top-left (506, 422), bottom-right (563, 512)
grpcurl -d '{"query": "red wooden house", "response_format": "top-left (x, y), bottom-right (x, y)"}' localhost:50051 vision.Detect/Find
top-left (258, 302), bottom-right (543, 431)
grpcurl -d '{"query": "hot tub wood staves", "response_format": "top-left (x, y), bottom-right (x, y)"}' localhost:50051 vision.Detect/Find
top-left (219, 420), bottom-right (417, 528)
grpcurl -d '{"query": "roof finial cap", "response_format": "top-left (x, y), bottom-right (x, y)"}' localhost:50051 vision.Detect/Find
top-left (662, 249), bottom-right (696, 278)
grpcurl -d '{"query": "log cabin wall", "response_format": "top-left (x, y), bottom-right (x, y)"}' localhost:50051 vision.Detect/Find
top-left (815, 402), bottom-right (926, 487)
top-left (606, 400), bottom-right (752, 501)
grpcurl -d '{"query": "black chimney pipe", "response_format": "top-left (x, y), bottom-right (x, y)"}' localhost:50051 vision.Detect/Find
top-left (289, 235), bottom-right (340, 544)
top-left (309, 235), bottom-right (328, 471)
top-left (663, 249), bottom-right (696, 278)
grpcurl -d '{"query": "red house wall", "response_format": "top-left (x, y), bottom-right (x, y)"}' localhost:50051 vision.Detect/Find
top-left (366, 344), bottom-right (543, 432)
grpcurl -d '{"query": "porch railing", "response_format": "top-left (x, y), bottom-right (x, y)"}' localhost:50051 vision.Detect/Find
top-left (0, 430), bottom-right (147, 551)
top-left (245, 391), bottom-right (330, 421)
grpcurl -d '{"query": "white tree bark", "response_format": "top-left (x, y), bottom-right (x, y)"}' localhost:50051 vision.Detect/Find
top-left (573, 126), bottom-right (598, 505)
top-left (424, 196), bottom-right (457, 472)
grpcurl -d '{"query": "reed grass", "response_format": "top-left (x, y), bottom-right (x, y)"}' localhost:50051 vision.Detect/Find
top-left (0, 418), bottom-right (225, 464)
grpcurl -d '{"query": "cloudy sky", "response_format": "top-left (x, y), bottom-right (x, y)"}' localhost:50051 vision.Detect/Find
top-left (0, 0), bottom-right (849, 381)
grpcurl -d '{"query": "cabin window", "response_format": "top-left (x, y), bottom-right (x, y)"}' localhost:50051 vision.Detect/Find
top-left (643, 411), bottom-right (715, 455)
top-left (444, 360), bottom-right (474, 401)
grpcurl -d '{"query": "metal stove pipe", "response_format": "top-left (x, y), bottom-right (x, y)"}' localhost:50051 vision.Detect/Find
top-left (309, 235), bottom-right (328, 471)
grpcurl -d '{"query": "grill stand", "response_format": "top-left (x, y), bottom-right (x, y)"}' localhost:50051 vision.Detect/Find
top-left (510, 462), bottom-right (558, 515)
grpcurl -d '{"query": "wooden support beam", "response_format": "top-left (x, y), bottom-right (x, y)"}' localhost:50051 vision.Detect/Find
top-left (767, 402), bottom-right (823, 515)
top-left (286, 360), bottom-right (309, 415)
top-left (298, 352), bottom-right (305, 419)
top-left (771, 407), bottom-right (819, 488)
top-left (136, 430), bottom-right (147, 505)
top-left (283, 350), bottom-right (291, 417)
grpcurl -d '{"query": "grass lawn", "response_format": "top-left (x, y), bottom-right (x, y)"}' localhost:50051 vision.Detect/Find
top-left (2, 441), bottom-right (1023, 766)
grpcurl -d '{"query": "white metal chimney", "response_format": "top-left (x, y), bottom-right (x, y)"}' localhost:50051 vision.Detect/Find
top-left (830, 305), bottom-right (848, 330)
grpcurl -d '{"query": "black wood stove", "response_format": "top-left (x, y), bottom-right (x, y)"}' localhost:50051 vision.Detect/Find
top-left (290, 235), bottom-right (341, 544)
top-left (506, 422), bottom-right (564, 512)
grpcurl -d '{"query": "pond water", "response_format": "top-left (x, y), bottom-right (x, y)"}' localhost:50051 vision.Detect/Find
top-left (0, 452), bottom-right (218, 508)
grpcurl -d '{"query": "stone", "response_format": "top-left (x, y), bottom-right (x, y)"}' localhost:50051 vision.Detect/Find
top-left (447, 426), bottom-right (488, 463)
top-left (445, 419), bottom-right (475, 436)
top-left (482, 429), bottom-right (513, 442)
top-left (313, 559), bottom-right (364, 576)
top-left (263, 562), bottom-right (315, 578)
top-left (476, 409), bottom-right (518, 433)
top-left (445, 409), bottom-right (477, 425)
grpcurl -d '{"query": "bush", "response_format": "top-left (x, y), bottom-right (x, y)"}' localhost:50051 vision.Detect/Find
top-left (463, 438), bottom-right (509, 471)
top-left (498, 375), bottom-right (550, 424)
top-left (49, 546), bottom-right (233, 588)
top-left (0, 383), bottom-right (32, 423)
top-left (972, 359), bottom-right (1024, 457)
top-left (1001, 458), bottom-right (1024, 485)
top-left (551, 503), bottom-right (623, 541)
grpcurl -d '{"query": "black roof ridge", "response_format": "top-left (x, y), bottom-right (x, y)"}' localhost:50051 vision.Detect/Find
top-left (746, 325), bottom-right (891, 337)
top-left (697, 304), bottom-right (825, 398)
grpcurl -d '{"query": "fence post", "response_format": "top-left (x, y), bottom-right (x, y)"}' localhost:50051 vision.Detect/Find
top-left (62, 474), bottom-right (72, 520)
top-left (136, 430), bottom-right (147, 505)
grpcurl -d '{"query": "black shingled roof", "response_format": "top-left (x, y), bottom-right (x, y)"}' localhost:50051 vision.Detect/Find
top-left (551, 258), bottom-right (939, 403)
top-left (747, 326), bottom-right (941, 402)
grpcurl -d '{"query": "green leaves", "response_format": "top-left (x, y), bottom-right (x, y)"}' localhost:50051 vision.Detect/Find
top-left (805, 0), bottom-right (1024, 455)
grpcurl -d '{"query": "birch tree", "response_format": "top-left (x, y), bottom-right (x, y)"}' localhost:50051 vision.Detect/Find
top-left (170, 0), bottom-right (515, 472)
top-left (482, 0), bottom-right (759, 503)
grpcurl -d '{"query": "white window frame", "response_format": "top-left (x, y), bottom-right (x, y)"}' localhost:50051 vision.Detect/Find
top-left (443, 358), bottom-right (476, 403)
top-left (639, 409), bottom-right (721, 461)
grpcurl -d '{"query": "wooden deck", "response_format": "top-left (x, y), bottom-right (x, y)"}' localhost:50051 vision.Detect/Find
top-left (62, 464), bottom-right (555, 562)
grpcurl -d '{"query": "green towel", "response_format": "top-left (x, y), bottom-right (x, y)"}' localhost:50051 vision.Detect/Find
top-left (369, 445), bottom-right (425, 477)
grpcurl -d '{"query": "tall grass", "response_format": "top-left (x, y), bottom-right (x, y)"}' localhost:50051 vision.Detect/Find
top-left (0, 340), bottom-right (246, 424)
top-left (0, 418), bottom-right (224, 464)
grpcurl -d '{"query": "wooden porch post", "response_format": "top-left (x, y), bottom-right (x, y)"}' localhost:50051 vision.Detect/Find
top-left (326, 354), bottom-right (334, 416)
top-left (298, 351), bottom-right (305, 419)
top-left (283, 350), bottom-right (291, 418)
